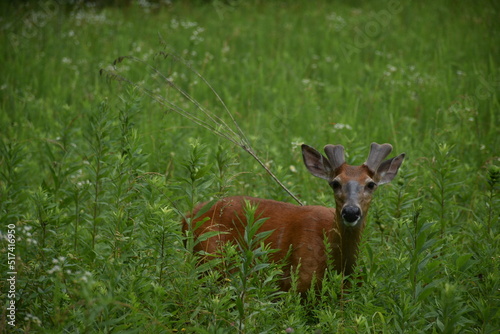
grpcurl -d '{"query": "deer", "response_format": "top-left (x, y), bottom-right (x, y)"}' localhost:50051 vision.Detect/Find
top-left (183, 143), bottom-right (405, 293)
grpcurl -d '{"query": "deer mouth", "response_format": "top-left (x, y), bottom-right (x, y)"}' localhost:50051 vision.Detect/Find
top-left (342, 217), bottom-right (361, 227)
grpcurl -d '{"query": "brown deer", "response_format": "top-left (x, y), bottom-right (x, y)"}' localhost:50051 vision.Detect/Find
top-left (183, 143), bottom-right (405, 293)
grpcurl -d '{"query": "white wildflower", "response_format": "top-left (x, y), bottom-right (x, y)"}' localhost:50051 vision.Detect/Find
top-left (79, 271), bottom-right (92, 283)
top-left (326, 12), bottom-right (346, 31)
top-left (388, 65), bottom-right (397, 72)
top-left (27, 238), bottom-right (38, 245)
top-left (170, 18), bottom-right (179, 29)
top-left (333, 123), bottom-right (352, 130)
top-left (48, 265), bottom-right (61, 274)
top-left (25, 314), bottom-right (42, 326)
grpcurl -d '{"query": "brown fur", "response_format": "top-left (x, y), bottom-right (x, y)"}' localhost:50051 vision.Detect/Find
top-left (183, 195), bottom-right (362, 293)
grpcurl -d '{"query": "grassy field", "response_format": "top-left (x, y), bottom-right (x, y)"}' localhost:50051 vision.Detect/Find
top-left (1, 0), bottom-right (499, 332)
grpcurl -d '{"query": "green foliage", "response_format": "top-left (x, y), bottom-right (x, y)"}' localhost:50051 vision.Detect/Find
top-left (1, 0), bottom-right (499, 332)
top-left (220, 201), bottom-right (283, 333)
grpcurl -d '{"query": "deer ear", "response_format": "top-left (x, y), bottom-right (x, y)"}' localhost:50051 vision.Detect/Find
top-left (301, 144), bottom-right (333, 180)
top-left (376, 153), bottom-right (405, 184)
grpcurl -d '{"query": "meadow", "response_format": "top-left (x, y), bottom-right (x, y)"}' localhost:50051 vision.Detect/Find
top-left (0, 0), bottom-right (499, 332)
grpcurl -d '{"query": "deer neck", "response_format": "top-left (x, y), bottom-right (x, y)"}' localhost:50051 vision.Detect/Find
top-left (336, 212), bottom-right (366, 276)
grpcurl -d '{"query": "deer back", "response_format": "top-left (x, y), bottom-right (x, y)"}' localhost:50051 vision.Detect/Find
top-left (184, 196), bottom-right (354, 292)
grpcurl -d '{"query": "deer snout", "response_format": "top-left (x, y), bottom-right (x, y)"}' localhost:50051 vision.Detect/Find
top-left (341, 205), bottom-right (362, 226)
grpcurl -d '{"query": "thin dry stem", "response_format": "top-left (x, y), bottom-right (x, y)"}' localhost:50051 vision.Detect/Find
top-left (100, 54), bottom-right (303, 205)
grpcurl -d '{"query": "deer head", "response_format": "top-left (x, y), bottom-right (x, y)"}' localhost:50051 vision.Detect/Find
top-left (302, 142), bottom-right (405, 227)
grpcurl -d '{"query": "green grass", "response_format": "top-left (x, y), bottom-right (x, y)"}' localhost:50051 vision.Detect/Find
top-left (1, 0), bottom-right (499, 332)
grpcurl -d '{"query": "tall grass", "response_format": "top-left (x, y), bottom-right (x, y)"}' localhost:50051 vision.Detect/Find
top-left (1, 0), bottom-right (499, 332)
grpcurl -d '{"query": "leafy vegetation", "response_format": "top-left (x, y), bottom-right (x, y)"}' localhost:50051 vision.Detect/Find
top-left (1, 0), bottom-right (499, 332)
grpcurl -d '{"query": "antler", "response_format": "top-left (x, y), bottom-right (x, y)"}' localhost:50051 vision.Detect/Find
top-left (324, 144), bottom-right (345, 171)
top-left (364, 143), bottom-right (393, 173)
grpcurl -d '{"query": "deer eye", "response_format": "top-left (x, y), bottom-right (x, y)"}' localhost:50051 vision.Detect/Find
top-left (330, 180), bottom-right (342, 191)
top-left (366, 181), bottom-right (377, 190)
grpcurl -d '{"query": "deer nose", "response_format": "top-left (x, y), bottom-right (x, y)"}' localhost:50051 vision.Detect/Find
top-left (341, 205), bottom-right (362, 225)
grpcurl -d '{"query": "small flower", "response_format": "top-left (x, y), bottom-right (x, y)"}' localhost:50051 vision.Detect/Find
top-left (27, 238), bottom-right (38, 245)
top-left (48, 265), bottom-right (61, 274)
top-left (387, 65), bottom-right (397, 72)
top-left (79, 271), bottom-right (92, 283)
top-left (170, 18), bottom-right (179, 29)
top-left (326, 12), bottom-right (346, 31)
top-left (333, 123), bottom-right (352, 130)
top-left (286, 327), bottom-right (295, 333)
top-left (291, 138), bottom-right (304, 147)
top-left (24, 314), bottom-right (42, 326)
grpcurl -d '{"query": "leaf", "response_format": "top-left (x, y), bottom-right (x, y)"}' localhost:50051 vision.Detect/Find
top-left (254, 229), bottom-right (273, 243)
top-left (416, 281), bottom-right (438, 302)
top-left (251, 263), bottom-right (270, 273)
top-left (455, 253), bottom-right (473, 271)
top-left (235, 296), bottom-right (244, 317)
top-left (193, 200), bottom-right (217, 219)
top-left (195, 230), bottom-right (228, 243)
top-left (420, 239), bottom-right (437, 254)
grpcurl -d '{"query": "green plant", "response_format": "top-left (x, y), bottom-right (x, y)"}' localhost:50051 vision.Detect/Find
top-left (485, 164), bottom-right (499, 233)
top-left (229, 200), bottom-right (281, 332)
top-left (85, 101), bottom-right (113, 252)
top-left (427, 142), bottom-right (463, 238)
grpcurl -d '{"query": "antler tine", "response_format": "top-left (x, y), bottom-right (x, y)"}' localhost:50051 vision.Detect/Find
top-left (324, 144), bottom-right (345, 171)
top-left (365, 142), bottom-right (393, 173)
